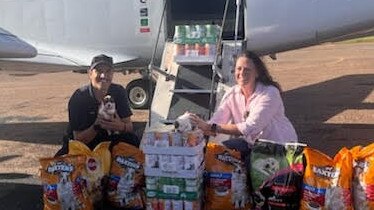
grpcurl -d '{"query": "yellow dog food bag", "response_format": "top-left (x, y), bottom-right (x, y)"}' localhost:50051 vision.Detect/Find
top-left (40, 154), bottom-right (93, 210)
top-left (351, 142), bottom-right (374, 210)
top-left (106, 142), bottom-right (145, 208)
top-left (301, 147), bottom-right (353, 210)
top-left (68, 140), bottom-right (111, 203)
top-left (205, 142), bottom-right (250, 210)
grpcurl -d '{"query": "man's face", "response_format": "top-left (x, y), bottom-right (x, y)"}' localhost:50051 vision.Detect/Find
top-left (89, 64), bottom-right (113, 92)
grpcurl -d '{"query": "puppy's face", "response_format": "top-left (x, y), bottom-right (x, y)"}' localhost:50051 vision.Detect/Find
top-left (234, 167), bottom-right (242, 174)
top-left (102, 95), bottom-right (115, 112)
top-left (174, 113), bottom-right (193, 133)
top-left (263, 158), bottom-right (279, 174)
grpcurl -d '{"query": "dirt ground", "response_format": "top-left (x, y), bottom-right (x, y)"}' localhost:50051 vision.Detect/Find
top-left (0, 42), bottom-right (373, 209)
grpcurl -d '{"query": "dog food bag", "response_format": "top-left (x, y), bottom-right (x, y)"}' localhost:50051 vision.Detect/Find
top-left (205, 142), bottom-right (250, 210)
top-left (40, 154), bottom-right (93, 210)
top-left (254, 142), bottom-right (305, 210)
top-left (250, 140), bottom-right (289, 190)
top-left (107, 142), bottom-right (145, 209)
top-left (351, 142), bottom-right (374, 210)
top-left (68, 140), bottom-right (111, 203)
top-left (300, 147), bottom-right (353, 210)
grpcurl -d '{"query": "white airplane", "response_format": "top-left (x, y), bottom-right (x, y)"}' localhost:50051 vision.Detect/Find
top-left (1, 0), bottom-right (374, 109)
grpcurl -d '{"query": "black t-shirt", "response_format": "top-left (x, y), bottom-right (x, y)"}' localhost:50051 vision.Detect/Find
top-left (68, 83), bottom-right (132, 149)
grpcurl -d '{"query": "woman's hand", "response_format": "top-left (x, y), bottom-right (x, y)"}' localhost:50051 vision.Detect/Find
top-left (190, 113), bottom-right (211, 133)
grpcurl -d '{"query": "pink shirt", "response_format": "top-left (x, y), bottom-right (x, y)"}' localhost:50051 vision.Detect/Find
top-left (210, 82), bottom-right (298, 145)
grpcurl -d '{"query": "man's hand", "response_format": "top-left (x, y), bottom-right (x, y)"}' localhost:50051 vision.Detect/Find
top-left (98, 113), bottom-right (124, 132)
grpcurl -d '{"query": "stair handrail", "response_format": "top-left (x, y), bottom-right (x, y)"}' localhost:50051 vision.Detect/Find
top-left (147, 0), bottom-right (167, 127)
top-left (208, 0), bottom-right (231, 119)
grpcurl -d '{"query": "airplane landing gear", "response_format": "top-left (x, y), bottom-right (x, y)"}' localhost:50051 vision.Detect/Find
top-left (126, 79), bottom-right (154, 109)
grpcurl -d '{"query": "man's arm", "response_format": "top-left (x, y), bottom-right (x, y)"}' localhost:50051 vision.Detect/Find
top-left (122, 116), bottom-right (133, 133)
top-left (73, 124), bottom-right (98, 144)
top-left (68, 90), bottom-right (98, 144)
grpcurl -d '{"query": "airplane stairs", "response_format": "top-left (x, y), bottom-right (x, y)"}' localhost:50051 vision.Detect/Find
top-left (146, 41), bottom-right (243, 132)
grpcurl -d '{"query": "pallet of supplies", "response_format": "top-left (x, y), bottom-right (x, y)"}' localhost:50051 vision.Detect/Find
top-left (142, 130), bottom-right (205, 210)
top-left (173, 24), bottom-right (219, 65)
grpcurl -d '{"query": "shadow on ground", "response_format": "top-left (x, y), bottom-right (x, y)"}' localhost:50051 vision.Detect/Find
top-left (0, 122), bottom-right (147, 145)
top-left (0, 181), bottom-right (43, 210)
top-left (284, 74), bottom-right (374, 156)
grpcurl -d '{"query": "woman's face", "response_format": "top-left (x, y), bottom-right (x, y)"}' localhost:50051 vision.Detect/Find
top-left (235, 56), bottom-right (258, 87)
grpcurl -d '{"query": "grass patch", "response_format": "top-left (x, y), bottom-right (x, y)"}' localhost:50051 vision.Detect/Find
top-left (342, 36), bottom-right (374, 44)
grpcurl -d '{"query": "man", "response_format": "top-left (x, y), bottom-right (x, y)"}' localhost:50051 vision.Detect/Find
top-left (56, 54), bottom-right (139, 155)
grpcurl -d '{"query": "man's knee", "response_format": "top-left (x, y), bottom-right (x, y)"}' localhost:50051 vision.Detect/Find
top-left (109, 132), bottom-right (141, 150)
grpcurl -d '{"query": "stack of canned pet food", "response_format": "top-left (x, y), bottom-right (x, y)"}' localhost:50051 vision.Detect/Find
top-left (142, 131), bottom-right (206, 210)
top-left (173, 24), bottom-right (219, 64)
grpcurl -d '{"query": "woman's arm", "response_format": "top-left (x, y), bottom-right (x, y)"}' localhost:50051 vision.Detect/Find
top-left (190, 114), bottom-right (241, 136)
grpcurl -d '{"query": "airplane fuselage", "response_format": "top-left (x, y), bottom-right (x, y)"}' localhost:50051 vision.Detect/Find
top-left (1, 0), bottom-right (373, 66)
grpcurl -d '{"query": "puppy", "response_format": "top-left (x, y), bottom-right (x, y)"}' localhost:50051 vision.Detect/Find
top-left (98, 95), bottom-right (118, 135)
top-left (174, 112), bottom-right (195, 133)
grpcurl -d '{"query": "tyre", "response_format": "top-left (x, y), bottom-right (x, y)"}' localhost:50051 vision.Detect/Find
top-left (126, 79), bottom-right (154, 109)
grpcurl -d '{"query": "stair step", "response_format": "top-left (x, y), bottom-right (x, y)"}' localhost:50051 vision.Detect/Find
top-left (171, 89), bottom-right (213, 94)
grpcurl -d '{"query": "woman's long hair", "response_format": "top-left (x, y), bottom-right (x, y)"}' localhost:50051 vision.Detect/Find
top-left (236, 50), bottom-right (281, 91)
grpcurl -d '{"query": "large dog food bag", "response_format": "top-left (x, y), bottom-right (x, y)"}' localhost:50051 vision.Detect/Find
top-left (250, 140), bottom-right (305, 210)
top-left (107, 142), bottom-right (145, 209)
top-left (68, 140), bottom-right (111, 203)
top-left (300, 147), bottom-right (353, 210)
top-left (205, 142), bottom-right (250, 210)
top-left (40, 154), bottom-right (93, 210)
top-left (351, 142), bottom-right (374, 210)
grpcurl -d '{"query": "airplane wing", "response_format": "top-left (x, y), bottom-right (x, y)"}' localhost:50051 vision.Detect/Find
top-left (0, 28), bottom-right (138, 67)
top-left (0, 27), bottom-right (37, 58)
top-left (5, 42), bottom-right (139, 67)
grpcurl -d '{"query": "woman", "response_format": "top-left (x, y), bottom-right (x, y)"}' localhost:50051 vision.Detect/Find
top-left (190, 51), bottom-right (297, 153)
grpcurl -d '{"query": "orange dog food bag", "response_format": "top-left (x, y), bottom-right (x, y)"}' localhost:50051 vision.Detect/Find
top-left (301, 147), bottom-right (353, 210)
top-left (40, 154), bottom-right (93, 210)
top-left (205, 142), bottom-right (250, 210)
top-left (68, 140), bottom-right (111, 203)
top-left (106, 142), bottom-right (145, 209)
top-left (351, 142), bottom-right (374, 210)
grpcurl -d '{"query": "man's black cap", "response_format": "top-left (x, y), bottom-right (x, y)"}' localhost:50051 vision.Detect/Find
top-left (90, 54), bottom-right (113, 70)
